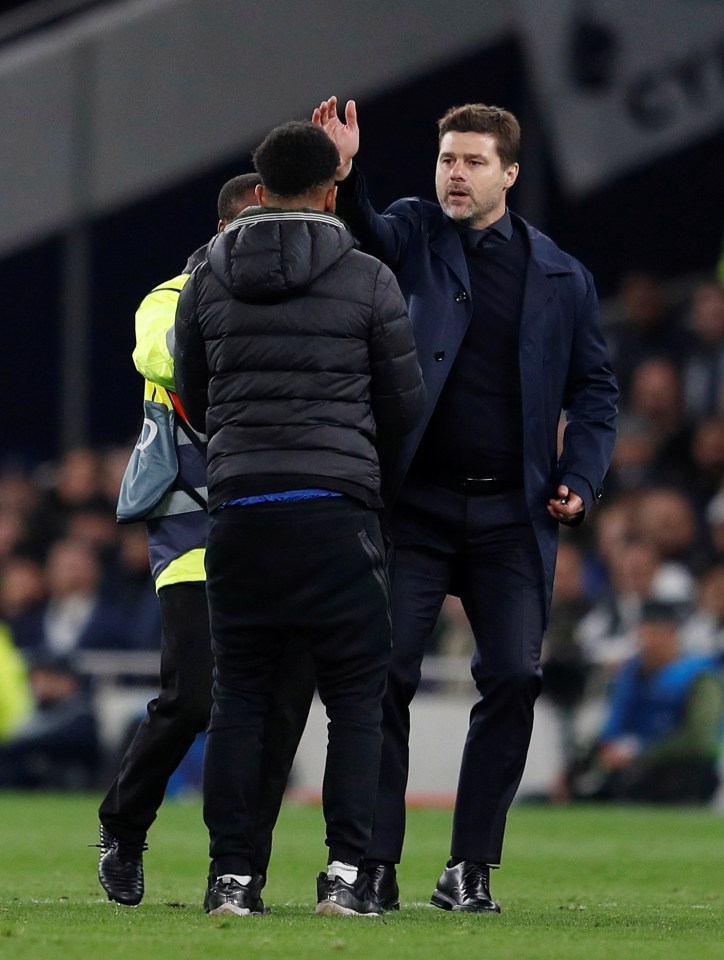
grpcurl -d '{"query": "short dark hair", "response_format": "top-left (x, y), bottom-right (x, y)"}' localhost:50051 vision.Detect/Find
top-left (252, 121), bottom-right (339, 199)
top-left (217, 173), bottom-right (261, 221)
top-left (437, 104), bottom-right (520, 168)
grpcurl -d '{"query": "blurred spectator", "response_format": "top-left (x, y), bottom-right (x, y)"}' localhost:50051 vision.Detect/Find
top-left (583, 495), bottom-right (638, 600)
top-left (65, 499), bottom-right (120, 593)
top-left (21, 448), bottom-right (113, 561)
top-left (578, 537), bottom-right (695, 673)
top-left (681, 281), bottom-right (724, 418)
top-left (0, 507), bottom-right (26, 561)
top-left (591, 497), bottom-right (636, 565)
top-left (0, 466), bottom-right (39, 517)
top-left (604, 413), bottom-right (657, 498)
top-left (0, 468), bottom-right (39, 561)
top-left (0, 622), bottom-right (32, 740)
top-left (705, 490), bottom-right (724, 563)
top-left (108, 525), bottom-right (161, 650)
top-left (543, 542), bottom-right (593, 710)
top-left (628, 358), bottom-right (697, 489)
top-left (10, 537), bottom-right (130, 656)
top-left (568, 601), bottom-right (723, 805)
top-left (633, 487), bottom-right (711, 575)
top-left (0, 555), bottom-right (46, 622)
top-left (66, 501), bottom-right (118, 557)
top-left (0, 651), bottom-right (100, 790)
top-left (542, 542), bottom-right (594, 798)
top-left (100, 444), bottom-right (135, 508)
top-left (688, 416), bottom-right (724, 509)
top-left (606, 272), bottom-right (688, 403)
top-left (681, 565), bottom-right (724, 657)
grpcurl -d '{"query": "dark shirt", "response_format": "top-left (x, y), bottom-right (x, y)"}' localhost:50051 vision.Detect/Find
top-left (413, 210), bottom-right (529, 480)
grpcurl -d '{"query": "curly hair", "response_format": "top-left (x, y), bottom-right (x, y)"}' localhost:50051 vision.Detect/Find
top-left (252, 121), bottom-right (340, 199)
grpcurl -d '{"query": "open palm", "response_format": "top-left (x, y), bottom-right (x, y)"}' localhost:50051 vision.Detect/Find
top-left (312, 96), bottom-right (359, 176)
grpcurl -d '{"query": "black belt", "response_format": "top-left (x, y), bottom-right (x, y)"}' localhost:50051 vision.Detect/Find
top-left (423, 472), bottom-right (523, 496)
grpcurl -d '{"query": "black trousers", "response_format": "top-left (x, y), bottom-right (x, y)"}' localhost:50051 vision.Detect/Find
top-left (203, 497), bottom-right (391, 872)
top-left (366, 479), bottom-right (546, 867)
top-left (99, 580), bottom-right (314, 877)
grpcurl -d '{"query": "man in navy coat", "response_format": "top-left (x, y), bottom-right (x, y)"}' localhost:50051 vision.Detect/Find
top-left (314, 96), bottom-right (618, 913)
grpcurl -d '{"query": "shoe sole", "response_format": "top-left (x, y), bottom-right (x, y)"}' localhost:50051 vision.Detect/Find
top-left (315, 901), bottom-right (380, 917)
top-left (207, 903), bottom-right (253, 917)
top-left (430, 891), bottom-right (501, 913)
top-left (103, 892), bottom-right (142, 907)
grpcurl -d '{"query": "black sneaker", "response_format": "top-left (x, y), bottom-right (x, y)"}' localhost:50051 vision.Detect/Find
top-left (315, 872), bottom-right (381, 917)
top-left (97, 824), bottom-right (147, 906)
top-left (205, 873), bottom-right (266, 916)
top-left (361, 861), bottom-right (400, 912)
top-left (430, 861), bottom-right (501, 913)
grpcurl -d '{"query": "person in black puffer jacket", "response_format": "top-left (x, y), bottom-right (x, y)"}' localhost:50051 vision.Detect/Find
top-left (174, 120), bottom-right (424, 918)
top-left (176, 159), bottom-right (423, 514)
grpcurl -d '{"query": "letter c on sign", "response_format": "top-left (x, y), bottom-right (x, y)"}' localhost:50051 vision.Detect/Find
top-left (136, 418), bottom-right (158, 451)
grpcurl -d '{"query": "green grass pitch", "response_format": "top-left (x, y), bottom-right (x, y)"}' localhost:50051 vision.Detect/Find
top-left (0, 792), bottom-right (722, 960)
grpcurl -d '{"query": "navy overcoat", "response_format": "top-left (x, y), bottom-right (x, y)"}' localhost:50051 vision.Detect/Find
top-left (337, 167), bottom-right (619, 611)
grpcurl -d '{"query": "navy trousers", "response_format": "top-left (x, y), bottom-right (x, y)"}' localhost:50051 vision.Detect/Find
top-left (367, 479), bottom-right (546, 866)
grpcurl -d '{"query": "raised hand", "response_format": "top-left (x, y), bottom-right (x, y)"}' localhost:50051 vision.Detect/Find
top-left (312, 96), bottom-right (359, 180)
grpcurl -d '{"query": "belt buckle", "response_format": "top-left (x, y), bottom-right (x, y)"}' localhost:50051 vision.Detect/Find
top-left (462, 476), bottom-right (495, 493)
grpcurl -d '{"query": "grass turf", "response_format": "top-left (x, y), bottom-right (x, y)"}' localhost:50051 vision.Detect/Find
top-left (0, 792), bottom-right (722, 960)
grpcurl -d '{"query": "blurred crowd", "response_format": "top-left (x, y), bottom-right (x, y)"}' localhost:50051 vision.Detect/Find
top-left (0, 444), bottom-right (154, 788)
top-left (1, 270), bottom-right (723, 800)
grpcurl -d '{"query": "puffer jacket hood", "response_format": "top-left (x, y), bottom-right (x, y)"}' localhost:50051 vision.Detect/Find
top-left (206, 207), bottom-right (356, 304)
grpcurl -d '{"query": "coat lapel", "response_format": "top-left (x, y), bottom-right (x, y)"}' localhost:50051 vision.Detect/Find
top-left (519, 256), bottom-right (552, 360)
top-left (518, 219), bottom-right (574, 373)
top-left (429, 223), bottom-right (470, 298)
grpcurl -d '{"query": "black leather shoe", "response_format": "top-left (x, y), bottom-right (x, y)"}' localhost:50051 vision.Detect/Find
top-left (361, 861), bottom-right (400, 912)
top-left (97, 824), bottom-right (147, 906)
top-left (430, 861), bottom-right (501, 913)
